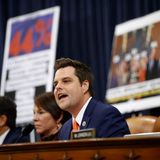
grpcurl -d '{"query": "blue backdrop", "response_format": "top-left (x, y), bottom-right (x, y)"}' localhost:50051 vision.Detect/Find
top-left (1, 0), bottom-right (160, 105)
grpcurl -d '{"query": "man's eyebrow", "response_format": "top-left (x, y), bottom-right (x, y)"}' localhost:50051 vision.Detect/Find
top-left (63, 77), bottom-right (72, 80)
top-left (53, 76), bottom-right (72, 83)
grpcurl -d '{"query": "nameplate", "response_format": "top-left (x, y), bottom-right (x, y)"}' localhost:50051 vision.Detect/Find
top-left (71, 128), bottom-right (96, 140)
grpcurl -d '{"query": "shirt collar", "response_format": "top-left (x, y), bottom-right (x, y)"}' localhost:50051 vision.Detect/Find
top-left (0, 128), bottom-right (10, 144)
top-left (73, 97), bottom-right (92, 126)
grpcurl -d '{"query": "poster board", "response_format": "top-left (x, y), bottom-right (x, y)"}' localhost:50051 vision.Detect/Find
top-left (106, 10), bottom-right (160, 113)
top-left (0, 7), bottom-right (60, 124)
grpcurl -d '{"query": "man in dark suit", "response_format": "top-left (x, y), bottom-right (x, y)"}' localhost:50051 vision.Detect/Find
top-left (0, 96), bottom-right (29, 144)
top-left (53, 58), bottom-right (130, 140)
top-left (146, 47), bottom-right (159, 80)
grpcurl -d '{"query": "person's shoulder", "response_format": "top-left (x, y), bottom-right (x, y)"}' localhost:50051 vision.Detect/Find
top-left (91, 98), bottom-right (120, 113)
top-left (3, 127), bottom-right (21, 144)
top-left (62, 118), bottom-right (72, 127)
top-left (12, 127), bottom-right (30, 143)
top-left (4, 127), bottom-right (30, 144)
top-left (91, 98), bottom-right (113, 108)
top-left (58, 118), bottom-right (72, 140)
top-left (6, 127), bottom-right (21, 137)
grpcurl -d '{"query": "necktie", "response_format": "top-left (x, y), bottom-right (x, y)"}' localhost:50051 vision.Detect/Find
top-left (72, 119), bottom-right (79, 131)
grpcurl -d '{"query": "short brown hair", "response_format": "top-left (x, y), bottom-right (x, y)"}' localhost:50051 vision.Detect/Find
top-left (54, 58), bottom-right (94, 96)
top-left (34, 92), bottom-right (63, 122)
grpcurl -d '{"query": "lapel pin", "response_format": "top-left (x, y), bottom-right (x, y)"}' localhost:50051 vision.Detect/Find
top-left (82, 121), bottom-right (86, 127)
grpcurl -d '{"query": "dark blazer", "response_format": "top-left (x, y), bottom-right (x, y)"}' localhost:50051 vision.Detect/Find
top-left (58, 98), bottom-right (130, 140)
top-left (146, 60), bottom-right (159, 80)
top-left (3, 127), bottom-right (30, 144)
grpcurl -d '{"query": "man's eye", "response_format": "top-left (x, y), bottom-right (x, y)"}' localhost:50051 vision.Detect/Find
top-left (64, 79), bottom-right (71, 83)
top-left (53, 82), bottom-right (57, 87)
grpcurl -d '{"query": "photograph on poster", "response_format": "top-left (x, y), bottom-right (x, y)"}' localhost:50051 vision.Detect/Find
top-left (106, 10), bottom-right (160, 113)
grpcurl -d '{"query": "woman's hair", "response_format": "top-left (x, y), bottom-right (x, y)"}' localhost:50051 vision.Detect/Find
top-left (34, 92), bottom-right (64, 123)
top-left (0, 96), bottom-right (17, 129)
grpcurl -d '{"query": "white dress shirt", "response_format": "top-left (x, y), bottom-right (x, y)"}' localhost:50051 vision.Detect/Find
top-left (73, 97), bottom-right (92, 127)
top-left (0, 129), bottom-right (10, 144)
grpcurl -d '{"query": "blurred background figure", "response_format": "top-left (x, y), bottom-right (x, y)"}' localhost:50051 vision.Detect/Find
top-left (146, 42), bottom-right (160, 80)
top-left (33, 92), bottom-right (69, 141)
top-left (128, 55), bottom-right (140, 84)
top-left (117, 59), bottom-right (129, 86)
top-left (0, 96), bottom-right (30, 144)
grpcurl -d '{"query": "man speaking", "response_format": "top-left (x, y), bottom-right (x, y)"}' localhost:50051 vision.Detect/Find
top-left (53, 58), bottom-right (130, 140)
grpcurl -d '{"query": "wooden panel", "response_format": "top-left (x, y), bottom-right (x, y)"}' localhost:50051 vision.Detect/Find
top-left (0, 137), bottom-right (160, 160)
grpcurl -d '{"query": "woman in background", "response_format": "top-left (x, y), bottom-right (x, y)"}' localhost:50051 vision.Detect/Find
top-left (0, 96), bottom-right (30, 144)
top-left (33, 92), bottom-right (68, 141)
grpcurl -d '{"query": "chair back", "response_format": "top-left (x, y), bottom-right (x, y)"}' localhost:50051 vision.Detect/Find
top-left (126, 115), bottom-right (157, 134)
top-left (153, 116), bottom-right (160, 132)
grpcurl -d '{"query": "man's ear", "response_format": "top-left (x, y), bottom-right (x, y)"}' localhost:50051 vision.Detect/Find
top-left (82, 80), bottom-right (89, 93)
top-left (0, 115), bottom-right (7, 127)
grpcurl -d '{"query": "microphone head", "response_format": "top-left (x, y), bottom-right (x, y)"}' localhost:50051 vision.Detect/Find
top-left (22, 124), bottom-right (34, 136)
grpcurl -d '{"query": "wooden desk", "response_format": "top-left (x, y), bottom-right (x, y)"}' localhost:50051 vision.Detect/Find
top-left (0, 136), bottom-right (160, 160)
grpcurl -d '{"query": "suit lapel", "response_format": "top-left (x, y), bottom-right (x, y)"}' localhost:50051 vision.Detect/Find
top-left (3, 130), bottom-right (16, 144)
top-left (66, 119), bottom-right (72, 139)
top-left (80, 98), bottom-right (96, 129)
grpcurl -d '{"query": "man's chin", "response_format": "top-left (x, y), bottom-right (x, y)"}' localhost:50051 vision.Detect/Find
top-left (60, 106), bottom-right (67, 111)
top-left (59, 104), bottom-right (68, 111)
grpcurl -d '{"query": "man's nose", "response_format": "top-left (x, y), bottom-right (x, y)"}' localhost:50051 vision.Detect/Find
top-left (54, 82), bottom-right (63, 90)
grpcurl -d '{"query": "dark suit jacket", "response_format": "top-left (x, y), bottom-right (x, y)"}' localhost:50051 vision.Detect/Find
top-left (58, 98), bottom-right (130, 140)
top-left (146, 60), bottom-right (159, 80)
top-left (3, 127), bottom-right (30, 144)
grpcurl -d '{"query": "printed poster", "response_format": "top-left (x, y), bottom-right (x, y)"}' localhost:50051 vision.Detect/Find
top-left (106, 10), bottom-right (160, 113)
top-left (0, 7), bottom-right (60, 124)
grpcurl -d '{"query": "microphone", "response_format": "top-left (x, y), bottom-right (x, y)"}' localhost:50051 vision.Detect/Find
top-left (15, 124), bottom-right (34, 143)
top-left (21, 124), bottom-right (34, 136)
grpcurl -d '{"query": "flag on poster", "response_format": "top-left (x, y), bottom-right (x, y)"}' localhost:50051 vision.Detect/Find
top-left (0, 7), bottom-right (60, 124)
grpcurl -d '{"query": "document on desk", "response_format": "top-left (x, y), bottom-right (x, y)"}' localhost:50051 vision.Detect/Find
top-left (124, 132), bottom-right (160, 138)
